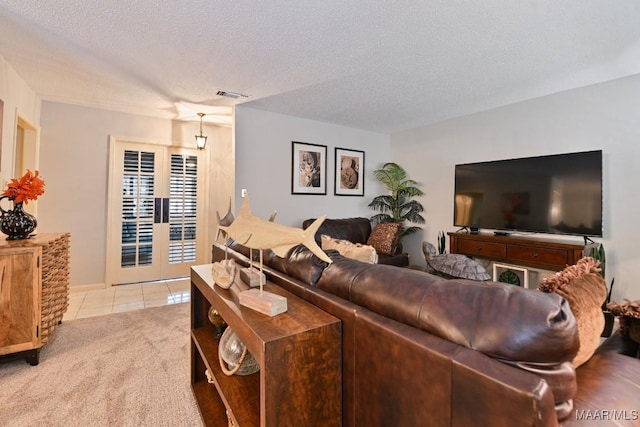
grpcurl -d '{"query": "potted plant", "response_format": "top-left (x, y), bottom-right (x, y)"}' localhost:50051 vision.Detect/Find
top-left (368, 162), bottom-right (425, 245)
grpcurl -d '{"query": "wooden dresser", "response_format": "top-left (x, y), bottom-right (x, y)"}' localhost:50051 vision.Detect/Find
top-left (0, 233), bottom-right (71, 365)
top-left (191, 264), bottom-right (342, 427)
top-left (448, 232), bottom-right (584, 271)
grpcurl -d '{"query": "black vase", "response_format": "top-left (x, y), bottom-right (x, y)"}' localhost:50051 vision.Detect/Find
top-left (0, 197), bottom-right (37, 240)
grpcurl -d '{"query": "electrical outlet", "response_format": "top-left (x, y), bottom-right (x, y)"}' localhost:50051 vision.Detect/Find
top-left (241, 188), bottom-right (248, 197)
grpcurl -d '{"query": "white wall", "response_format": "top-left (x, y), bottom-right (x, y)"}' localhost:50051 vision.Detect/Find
top-left (38, 102), bottom-right (232, 288)
top-left (392, 74), bottom-right (640, 301)
top-left (234, 106), bottom-right (390, 226)
top-left (0, 55), bottom-right (40, 184)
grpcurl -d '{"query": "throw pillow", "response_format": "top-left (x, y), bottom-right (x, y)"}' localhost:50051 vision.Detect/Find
top-left (538, 257), bottom-right (606, 367)
top-left (367, 222), bottom-right (402, 256)
top-left (321, 235), bottom-right (378, 264)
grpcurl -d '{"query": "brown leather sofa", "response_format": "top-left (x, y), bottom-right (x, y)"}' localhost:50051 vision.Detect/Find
top-left (302, 217), bottom-right (410, 267)
top-left (213, 242), bottom-right (640, 426)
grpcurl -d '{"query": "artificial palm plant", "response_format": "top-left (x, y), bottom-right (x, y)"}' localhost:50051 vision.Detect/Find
top-left (368, 162), bottom-right (425, 242)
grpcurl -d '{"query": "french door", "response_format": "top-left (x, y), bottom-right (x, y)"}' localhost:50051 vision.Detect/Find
top-left (107, 139), bottom-right (207, 285)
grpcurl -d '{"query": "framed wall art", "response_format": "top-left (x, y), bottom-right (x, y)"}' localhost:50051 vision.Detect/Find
top-left (291, 141), bottom-right (327, 195)
top-left (334, 147), bottom-right (364, 196)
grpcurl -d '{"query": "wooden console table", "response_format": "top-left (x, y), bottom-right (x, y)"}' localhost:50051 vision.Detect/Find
top-left (448, 232), bottom-right (584, 271)
top-left (191, 264), bottom-right (341, 426)
top-left (0, 233), bottom-right (71, 365)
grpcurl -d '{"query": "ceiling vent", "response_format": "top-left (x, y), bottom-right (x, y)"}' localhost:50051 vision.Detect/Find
top-left (216, 90), bottom-right (249, 99)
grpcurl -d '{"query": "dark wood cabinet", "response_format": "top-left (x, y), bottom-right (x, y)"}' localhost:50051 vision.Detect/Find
top-left (190, 264), bottom-right (342, 427)
top-left (448, 232), bottom-right (584, 271)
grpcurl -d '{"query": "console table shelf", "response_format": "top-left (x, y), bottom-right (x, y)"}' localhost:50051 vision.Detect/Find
top-left (190, 264), bottom-right (341, 427)
top-left (448, 232), bottom-right (584, 271)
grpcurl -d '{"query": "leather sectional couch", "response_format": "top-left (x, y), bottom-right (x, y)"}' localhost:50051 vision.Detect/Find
top-left (213, 238), bottom-right (640, 426)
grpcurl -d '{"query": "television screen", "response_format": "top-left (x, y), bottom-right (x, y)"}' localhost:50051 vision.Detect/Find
top-left (454, 150), bottom-right (603, 237)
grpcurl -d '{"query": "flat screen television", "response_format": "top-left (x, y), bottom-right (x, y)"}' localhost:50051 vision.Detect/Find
top-left (453, 150), bottom-right (603, 237)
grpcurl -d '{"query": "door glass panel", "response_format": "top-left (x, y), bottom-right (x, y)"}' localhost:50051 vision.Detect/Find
top-left (124, 151), bottom-right (139, 172)
top-left (122, 199), bottom-right (136, 219)
top-left (141, 152), bottom-right (154, 173)
top-left (184, 242), bottom-right (196, 260)
top-left (169, 224), bottom-right (182, 241)
top-left (167, 154), bottom-right (198, 263)
top-left (121, 222), bottom-right (137, 244)
top-left (121, 246), bottom-right (136, 267)
top-left (140, 175), bottom-right (154, 196)
top-left (184, 222), bottom-right (196, 240)
top-left (123, 175), bottom-right (138, 197)
top-left (185, 177), bottom-right (197, 196)
top-left (184, 199), bottom-right (197, 218)
top-left (139, 199), bottom-right (154, 219)
top-left (139, 223), bottom-right (153, 243)
top-left (169, 243), bottom-right (183, 263)
top-left (139, 245), bottom-right (153, 265)
top-left (121, 149), bottom-right (155, 268)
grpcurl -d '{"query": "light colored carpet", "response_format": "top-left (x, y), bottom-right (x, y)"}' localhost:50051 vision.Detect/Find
top-left (0, 303), bottom-right (203, 427)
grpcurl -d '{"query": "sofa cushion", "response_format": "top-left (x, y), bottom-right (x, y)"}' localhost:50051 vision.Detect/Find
top-left (321, 234), bottom-right (378, 264)
top-left (316, 253), bottom-right (580, 417)
top-left (318, 251), bottom-right (579, 363)
top-left (303, 217), bottom-right (371, 245)
top-left (367, 222), bottom-right (402, 256)
top-left (538, 257), bottom-right (607, 367)
top-left (302, 217), bottom-right (410, 267)
top-left (262, 245), bottom-right (330, 286)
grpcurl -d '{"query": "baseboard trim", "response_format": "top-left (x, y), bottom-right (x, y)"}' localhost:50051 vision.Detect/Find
top-left (70, 283), bottom-right (108, 293)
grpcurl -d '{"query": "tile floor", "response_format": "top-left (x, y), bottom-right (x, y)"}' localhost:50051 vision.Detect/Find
top-left (62, 278), bottom-right (191, 321)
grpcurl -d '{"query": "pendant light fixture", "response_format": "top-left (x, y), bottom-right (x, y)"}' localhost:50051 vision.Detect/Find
top-left (195, 112), bottom-right (207, 150)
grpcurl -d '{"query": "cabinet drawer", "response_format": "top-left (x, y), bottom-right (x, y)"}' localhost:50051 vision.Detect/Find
top-left (457, 239), bottom-right (506, 259)
top-left (507, 245), bottom-right (568, 268)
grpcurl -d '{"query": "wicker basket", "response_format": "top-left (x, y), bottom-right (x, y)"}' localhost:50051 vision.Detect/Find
top-left (39, 233), bottom-right (71, 344)
top-left (218, 327), bottom-right (259, 376)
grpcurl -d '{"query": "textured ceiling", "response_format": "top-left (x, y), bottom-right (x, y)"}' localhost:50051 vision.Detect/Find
top-left (1, 1), bottom-right (640, 133)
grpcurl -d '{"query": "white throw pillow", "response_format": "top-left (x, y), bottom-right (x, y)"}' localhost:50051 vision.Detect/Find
top-left (321, 234), bottom-right (378, 264)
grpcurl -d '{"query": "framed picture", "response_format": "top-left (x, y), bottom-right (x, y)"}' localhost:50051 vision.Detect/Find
top-left (334, 147), bottom-right (365, 196)
top-left (291, 141), bottom-right (327, 195)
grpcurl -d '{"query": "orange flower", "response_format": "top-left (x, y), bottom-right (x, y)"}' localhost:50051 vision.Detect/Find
top-left (2, 170), bottom-right (45, 204)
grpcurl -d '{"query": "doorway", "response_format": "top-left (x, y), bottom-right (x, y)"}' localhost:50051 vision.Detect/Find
top-left (106, 138), bottom-right (207, 285)
top-left (13, 116), bottom-right (40, 217)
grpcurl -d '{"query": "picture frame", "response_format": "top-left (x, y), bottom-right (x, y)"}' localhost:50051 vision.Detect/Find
top-left (334, 147), bottom-right (365, 196)
top-left (291, 141), bottom-right (327, 195)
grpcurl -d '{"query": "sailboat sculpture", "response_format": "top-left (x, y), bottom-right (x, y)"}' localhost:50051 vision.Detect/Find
top-left (215, 200), bottom-right (277, 288)
top-left (218, 196), bottom-right (332, 264)
top-left (216, 194), bottom-right (331, 316)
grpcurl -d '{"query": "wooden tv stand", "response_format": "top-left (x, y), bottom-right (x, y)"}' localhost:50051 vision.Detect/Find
top-left (448, 232), bottom-right (585, 271)
top-left (190, 264), bottom-right (341, 426)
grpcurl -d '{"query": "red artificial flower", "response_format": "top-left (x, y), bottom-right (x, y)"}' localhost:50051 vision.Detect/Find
top-left (2, 170), bottom-right (46, 204)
